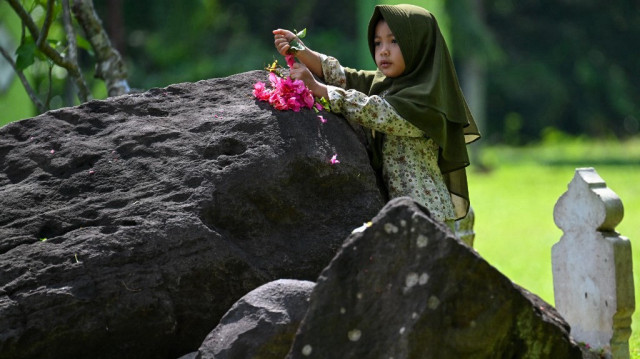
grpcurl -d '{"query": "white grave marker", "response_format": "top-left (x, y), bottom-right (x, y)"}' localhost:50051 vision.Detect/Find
top-left (552, 167), bottom-right (634, 358)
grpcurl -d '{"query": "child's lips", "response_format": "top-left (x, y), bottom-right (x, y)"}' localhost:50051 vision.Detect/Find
top-left (379, 61), bottom-right (392, 68)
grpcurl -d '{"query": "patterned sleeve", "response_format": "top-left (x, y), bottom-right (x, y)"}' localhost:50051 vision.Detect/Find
top-left (321, 56), bottom-right (348, 89)
top-left (327, 86), bottom-right (424, 137)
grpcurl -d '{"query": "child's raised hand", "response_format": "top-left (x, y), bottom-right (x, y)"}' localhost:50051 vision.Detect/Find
top-left (273, 29), bottom-right (300, 56)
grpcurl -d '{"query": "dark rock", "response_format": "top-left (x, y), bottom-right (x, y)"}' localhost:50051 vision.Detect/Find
top-left (287, 197), bottom-right (586, 359)
top-left (0, 70), bottom-right (384, 359)
top-left (196, 279), bottom-right (314, 359)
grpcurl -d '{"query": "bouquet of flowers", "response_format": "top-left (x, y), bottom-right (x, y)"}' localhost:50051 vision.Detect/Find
top-left (253, 29), bottom-right (329, 113)
top-left (252, 30), bottom-right (338, 165)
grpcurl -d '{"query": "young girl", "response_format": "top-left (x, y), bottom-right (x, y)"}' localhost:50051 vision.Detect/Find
top-left (273, 4), bottom-right (480, 229)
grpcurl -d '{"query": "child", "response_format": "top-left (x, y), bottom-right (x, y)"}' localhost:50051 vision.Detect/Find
top-left (273, 4), bottom-right (480, 228)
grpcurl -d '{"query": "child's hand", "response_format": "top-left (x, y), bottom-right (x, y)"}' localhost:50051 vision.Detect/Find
top-left (273, 29), bottom-right (302, 56)
top-left (289, 63), bottom-right (314, 87)
top-left (290, 63), bottom-right (328, 99)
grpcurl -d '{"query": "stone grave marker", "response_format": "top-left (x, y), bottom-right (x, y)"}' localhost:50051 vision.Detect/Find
top-left (552, 167), bottom-right (635, 358)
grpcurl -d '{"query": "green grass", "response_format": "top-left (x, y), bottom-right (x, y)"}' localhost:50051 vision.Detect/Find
top-left (468, 137), bottom-right (640, 358)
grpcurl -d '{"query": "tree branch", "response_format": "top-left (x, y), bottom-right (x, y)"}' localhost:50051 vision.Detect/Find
top-left (37, 0), bottom-right (56, 48)
top-left (71, 0), bottom-right (129, 97)
top-left (61, 0), bottom-right (91, 102)
top-left (6, 0), bottom-right (40, 41)
top-left (45, 64), bottom-right (53, 109)
top-left (6, 0), bottom-right (92, 103)
top-left (62, 0), bottom-right (78, 65)
top-left (0, 46), bottom-right (46, 113)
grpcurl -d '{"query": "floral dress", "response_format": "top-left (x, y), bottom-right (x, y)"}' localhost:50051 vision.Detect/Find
top-left (321, 56), bottom-right (455, 223)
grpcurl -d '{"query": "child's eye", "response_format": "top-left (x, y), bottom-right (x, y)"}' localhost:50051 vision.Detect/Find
top-left (374, 41), bottom-right (381, 47)
top-left (392, 39), bottom-right (398, 44)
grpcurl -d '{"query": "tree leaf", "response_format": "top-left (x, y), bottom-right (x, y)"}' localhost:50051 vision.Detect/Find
top-left (76, 35), bottom-right (95, 56)
top-left (15, 40), bottom-right (36, 71)
top-left (289, 28), bottom-right (307, 53)
top-left (289, 40), bottom-right (305, 52)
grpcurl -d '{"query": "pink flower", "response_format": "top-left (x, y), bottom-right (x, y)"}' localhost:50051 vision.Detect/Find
top-left (330, 154), bottom-right (340, 164)
top-left (303, 92), bottom-right (315, 108)
top-left (253, 82), bottom-right (267, 99)
top-left (253, 60), bottom-right (325, 112)
top-left (268, 72), bottom-right (279, 86)
top-left (285, 54), bottom-right (296, 68)
top-left (287, 97), bottom-right (302, 112)
top-left (318, 115), bottom-right (327, 123)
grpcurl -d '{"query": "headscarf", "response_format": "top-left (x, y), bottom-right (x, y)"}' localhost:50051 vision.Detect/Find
top-left (344, 4), bottom-right (481, 219)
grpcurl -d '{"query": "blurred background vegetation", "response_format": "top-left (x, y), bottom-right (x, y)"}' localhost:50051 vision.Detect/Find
top-left (1, 0), bottom-right (638, 146)
top-left (1, 1), bottom-right (639, 354)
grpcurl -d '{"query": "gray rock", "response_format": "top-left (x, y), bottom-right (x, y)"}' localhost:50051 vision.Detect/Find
top-left (287, 197), bottom-right (587, 359)
top-left (196, 279), bottom-right (315, 359)
top-left (0, 70), bottom-right (384, 359)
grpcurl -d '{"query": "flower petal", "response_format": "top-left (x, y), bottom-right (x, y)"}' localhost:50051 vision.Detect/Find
top-left (285, 54), bottom-right (296, 68)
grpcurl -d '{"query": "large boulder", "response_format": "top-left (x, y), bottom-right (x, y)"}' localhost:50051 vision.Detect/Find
top-left (287, 197), bottom-right (589, 359)
top-left (195, 279), bottom-right (315, 359)
top-left (0, 70), bottom-right (385, 359)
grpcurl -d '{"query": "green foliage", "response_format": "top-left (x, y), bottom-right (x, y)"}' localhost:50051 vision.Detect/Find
top-left (0, 0), bottom-right (109, 117)
top-left (482, 0), bottom-right (640, 143)
top-left (14, 36), bottom-right (61, 71)
top-left (75, 35), bottom-right (93, 55)
top-left (445, 0), bottom-right (502, 64)
top-left (15, 38), bottom-right (38, 70)
top-left (108, 0), bottom-right (359, 89)
top-left (2, 0), bottom-right (638, 144)
top-left (288, 28), bottom-right (307, 53)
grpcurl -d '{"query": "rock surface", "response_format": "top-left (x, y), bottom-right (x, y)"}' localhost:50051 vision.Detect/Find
top-left (195, 279), bottom-right (315, 359)
top-left (287, 197), bottom-right (587, 359)
top-left (0, 70), bottom-right (384, 359)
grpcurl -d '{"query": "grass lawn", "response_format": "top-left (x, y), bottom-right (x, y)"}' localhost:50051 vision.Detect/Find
top-left (467, 137), bottom-right (640, 357)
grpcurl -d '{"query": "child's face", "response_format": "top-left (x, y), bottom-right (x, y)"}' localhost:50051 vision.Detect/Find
top-left (374, 20), bottom-right (405, 78)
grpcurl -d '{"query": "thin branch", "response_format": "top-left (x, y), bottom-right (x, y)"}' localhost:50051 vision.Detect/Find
top-left (0, 46), bottom-right (46, 113)
top-left (37, 0), bottom-right (56, 48)
top-left (7, 0), bottom-right (92, 102)
top-left (45, 64), bottom-right (53, 109)
top-left (6, 0), bottom-right (40, 40)
top-left (62, 0), bottom-right (78, 65)
top-left (20, 16), bottom-right (26, 43)
top-left (61, 0), bottom-right (90, 102)
top-left (72, 0), bottom-right (129, 97)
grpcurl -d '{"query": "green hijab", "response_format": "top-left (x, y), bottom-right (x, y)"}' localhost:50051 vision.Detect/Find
top-left (344, 4), bottom-right (480, 219)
